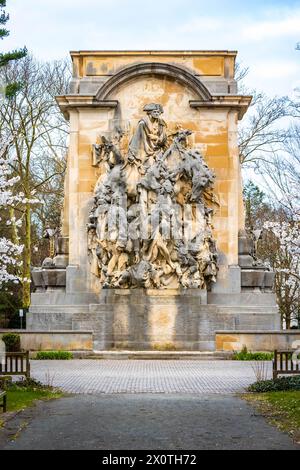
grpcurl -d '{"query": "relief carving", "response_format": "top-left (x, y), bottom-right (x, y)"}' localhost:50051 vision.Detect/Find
top-left (88, 104), bottom-right (218, 289)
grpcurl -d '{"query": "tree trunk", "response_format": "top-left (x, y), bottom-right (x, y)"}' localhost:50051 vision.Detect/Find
top-left (22, 202), bottom-right (31, 308)
top-left (9, 207), bottom-right (19, 246)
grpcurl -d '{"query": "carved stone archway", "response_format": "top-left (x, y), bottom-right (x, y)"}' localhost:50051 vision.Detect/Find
top-left (95, 62), bottom-right (213, 102)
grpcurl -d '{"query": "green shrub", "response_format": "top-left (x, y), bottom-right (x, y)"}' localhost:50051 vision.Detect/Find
top-left (248, 375), bottom-right (300, 393)
top-left (233, 351), bottom-right (274, 361)
top-left (1, 333), bottom-right (21, 352)
top-left (6, 377), bottom-right (45, 391)
top-left (35, 351), bottom-right (73, 360)
top-left (232, 346), bottom-right (273, 361)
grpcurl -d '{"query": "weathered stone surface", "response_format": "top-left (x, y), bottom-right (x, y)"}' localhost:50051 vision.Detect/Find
top-left (0, 330), bottom-right (93, 351)
top-left (55, 237), bottom-right (69, 255)
top-left (264, 271), bottom-right (275, 289)
top-left (238, 255), bottom-right (255, 268)
top-left (208, 292), bottom-right (278, 306)
top-left (59, 51), bottom-right (251, 276)
top-left (238, 234), bottom-right (252, 255)
top-left (211, 265), bottom-right (241, 294)
top-left (41, 269), bottom-right (66, 287)
top-left (53, 255), bottom-right (69, 268)
top-left (28, 289), bottom-right (280, 351)
top-left (32, 269), bottom-right (67, 289)
top-left (30, 291), bottom-right (99, 305)
top-left (88, 106), bottom-right (218, 291)
top-left (28, 50), bottom-right (280, 351)
top-left (31, 269), bottom-right (44, 288)
top-left (216, 331), bottom-right (300, 352)
top-left (241, 270), bottom-right (265, 288)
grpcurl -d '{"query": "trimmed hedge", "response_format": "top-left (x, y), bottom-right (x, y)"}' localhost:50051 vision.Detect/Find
top-left (232, 346), bottom-right (273, 361)
top-left (35, 351), bottom-right (73, 360)
top-left (1, 333), bottom-right (21, 352)
top-left (248, 375), bottom-right (300, 393)
top-left (232, 351), bottom-right (274, 361)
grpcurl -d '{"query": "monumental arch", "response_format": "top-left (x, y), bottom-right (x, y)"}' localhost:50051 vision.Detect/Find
top-left (29, 51), bottom-right (279, 351)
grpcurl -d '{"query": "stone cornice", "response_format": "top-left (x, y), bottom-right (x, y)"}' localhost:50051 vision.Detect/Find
top-left (56, 95), bottom-right (118, 120)
top-left (190, 95), bottom-right (252, 120)
top-left (70, 50), bottom-right (238, 57)
top-left (56, 94), bottom-right (252, 121)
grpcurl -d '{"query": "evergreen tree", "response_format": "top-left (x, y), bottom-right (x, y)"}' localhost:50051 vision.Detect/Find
top-left (243, 181), bottom-right (267, 231)
top-left (0, 0), bottom-right (26, 97)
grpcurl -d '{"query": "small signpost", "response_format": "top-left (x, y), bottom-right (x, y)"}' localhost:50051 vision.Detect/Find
top-left (19, 309), bottom-right (24, 329)
top-left (0, 339), bottom-right (5, 368)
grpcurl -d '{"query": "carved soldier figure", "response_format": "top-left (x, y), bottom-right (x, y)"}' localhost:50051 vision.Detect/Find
top-left (123, 103), bottom-right (167, 199)
top-left (128, 103), bottom-right (167, 167)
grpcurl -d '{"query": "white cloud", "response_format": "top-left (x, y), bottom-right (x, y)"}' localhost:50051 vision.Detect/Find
top-left (242, 14), bottom-right (300, 41)
top-left (3, 0), bottom-right (300, 97)
top-left (251, 60), bottom-right (300, 79)
top-left (178, 17), bottom-right (223, 33)
top-left (14, 0), bottom-right (119, 7)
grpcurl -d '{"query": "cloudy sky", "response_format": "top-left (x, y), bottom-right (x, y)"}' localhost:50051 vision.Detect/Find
top-left (2, 0), bottom-right (300, 96)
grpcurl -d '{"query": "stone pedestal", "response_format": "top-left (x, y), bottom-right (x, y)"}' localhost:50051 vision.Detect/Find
top-left (28, 288), bottom-right (280, 351)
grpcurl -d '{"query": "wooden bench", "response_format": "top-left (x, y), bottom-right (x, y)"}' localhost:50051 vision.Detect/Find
top-left (0, 391), bottom-right (7, 413)
top-left (273, 350), bottom-right (300, 380)
top-left (0, 352), bottom-right (30, 379)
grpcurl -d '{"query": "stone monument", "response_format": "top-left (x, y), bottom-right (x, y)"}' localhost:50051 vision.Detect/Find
top-left (29, 51), bottom-right (280, 351)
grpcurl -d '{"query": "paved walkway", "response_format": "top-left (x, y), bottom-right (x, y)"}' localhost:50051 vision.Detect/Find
top-left (31, 360), bottom-right (272, 394)
top-left (2, 394), bottom-right (299, 450)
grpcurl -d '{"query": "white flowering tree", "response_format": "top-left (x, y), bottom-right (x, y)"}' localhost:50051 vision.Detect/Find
top-left (256, 121), bottom-right (300, 328)
top-left (263, 220), bottom-right (300, 328)
top-left (0, 140), bottom-right (23, 285)
top-left (0, 55), bottom-right (69, 307)
top-left (239, 56), bottom-right (300, 328)
top-left (243, 179), bottom-right (300, 328)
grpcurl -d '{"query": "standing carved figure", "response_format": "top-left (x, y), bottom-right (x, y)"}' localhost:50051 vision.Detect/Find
top-left (124, 104), bottom-right (167, 199)
top-left (128, 103), bottom-right (167, 167)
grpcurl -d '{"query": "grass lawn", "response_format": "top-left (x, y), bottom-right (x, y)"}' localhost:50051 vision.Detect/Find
top-left (0, 379), bottom-right (63, 427)
top-left (5, 388), bottom-right (63, 413)
top-left (244, 391), bottom-right (300, 443)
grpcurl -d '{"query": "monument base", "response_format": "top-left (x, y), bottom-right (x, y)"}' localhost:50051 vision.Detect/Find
top-left (28, 289), bottom-right (280, 351)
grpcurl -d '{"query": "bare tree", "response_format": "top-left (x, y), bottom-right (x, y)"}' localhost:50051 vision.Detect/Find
top-left (259, 127), bottom-right (300, 218)
top-left (260, 222), bottom-right (300, 329)
top-left (0, 55), bottom-right (71, 306)
top-left (239, 95), bottom-right (290, 165)
top-left (244, 181), bottom-right (300, 328)
top-left (253, 127), bottom-right (300, 328)
top-left (235, 63), bottom-right (291, 166)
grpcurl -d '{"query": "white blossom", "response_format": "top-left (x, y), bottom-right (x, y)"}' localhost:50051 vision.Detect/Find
top-left (264, 219), bottom-right (300, 325)
top-left (0, 139), bottom-right (24, 286)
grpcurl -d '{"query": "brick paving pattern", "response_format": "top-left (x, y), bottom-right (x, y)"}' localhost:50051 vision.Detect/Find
top-left (31, 360), bottom-right (273, 394)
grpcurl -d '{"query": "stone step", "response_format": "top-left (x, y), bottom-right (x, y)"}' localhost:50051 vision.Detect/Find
top-left (86, 351), bottom-right (232, 360)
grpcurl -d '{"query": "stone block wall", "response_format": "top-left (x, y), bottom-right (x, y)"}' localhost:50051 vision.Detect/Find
top-left (216, 331), bottom-right (300, 352)
top-left (0, 330), bottom-right (93, 352)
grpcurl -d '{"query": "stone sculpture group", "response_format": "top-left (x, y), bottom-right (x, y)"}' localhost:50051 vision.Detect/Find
top-left (87, 103), bottom-right (218, 290)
